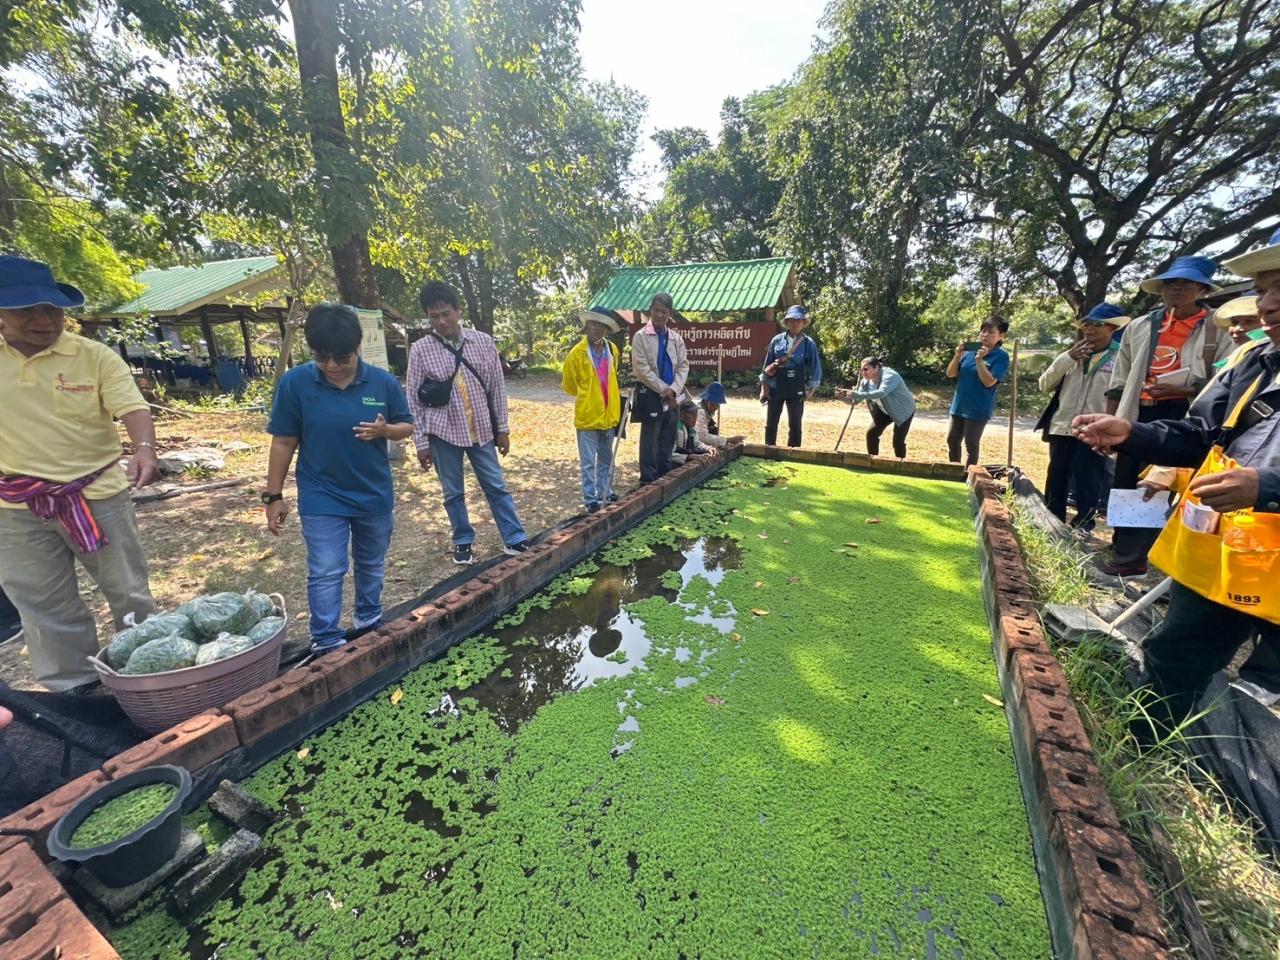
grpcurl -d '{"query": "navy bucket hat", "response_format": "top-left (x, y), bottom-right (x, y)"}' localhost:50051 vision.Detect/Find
top-left (0, 255), bottom-right (85, 310)
top-left (783, 305), bottom-right (808, 321)
top-left (700, 382), bottom-right (728, 406)
top-left (1139, 255), bottom-right (1221, 295)
top-left (1080, 302), bottom-right (1130, 327)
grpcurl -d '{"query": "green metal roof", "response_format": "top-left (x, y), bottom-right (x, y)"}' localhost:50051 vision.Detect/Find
top-left (589, 258), bottom-right (795, 313)
top-left (101, 256), bottom-right (284, 317)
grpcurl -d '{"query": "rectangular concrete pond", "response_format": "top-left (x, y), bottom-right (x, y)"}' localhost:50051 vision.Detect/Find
top-left (0, 448), bottom-right (1166, 960)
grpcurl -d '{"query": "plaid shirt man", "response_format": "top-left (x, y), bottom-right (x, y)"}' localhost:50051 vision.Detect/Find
top-left (407, 328), bottom-right (509, 450)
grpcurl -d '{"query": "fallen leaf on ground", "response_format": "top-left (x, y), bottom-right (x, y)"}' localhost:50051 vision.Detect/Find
top-left (751, 608), bottom-right (770, 617)
top-left (782, 538), bottom-right (791, 544)
top-left (705, 695), bottom-right (725, 706)
top-left (864, 518), bottom-right (882, 525)
top-left (981, 693), bottom-right (1004, 708)
top-left (391, 688), bottom-right (404, 705)
top-left (296, 747), bottom-right (310, 760)
top-left (730, 632), bottom-right (743, 643)
top-left (257, 548), bottom-right (274, 561)
top-left (843, 542), bottom-right (860, 549)
top-left (754, 580), bottom-right (765, 588)
top-left (190, 554), bottom-right (205, 562)
top-left (758, 532), bottom-right (768, 539)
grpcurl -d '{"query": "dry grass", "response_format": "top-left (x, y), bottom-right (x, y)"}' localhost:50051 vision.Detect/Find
top-left (1007, 499), bottom-right (1280, 958)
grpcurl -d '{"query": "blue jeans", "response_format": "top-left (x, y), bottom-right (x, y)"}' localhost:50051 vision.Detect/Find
top-left (576, 429), bottom-right (615, 506)
top-left (299, 512), bottom-right (394, 651)
top-left (429, 436), bottom-right (527, 547)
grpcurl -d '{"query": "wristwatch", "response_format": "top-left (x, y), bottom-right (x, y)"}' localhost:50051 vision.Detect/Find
top-left (261, 492), bottom-right (284, 505)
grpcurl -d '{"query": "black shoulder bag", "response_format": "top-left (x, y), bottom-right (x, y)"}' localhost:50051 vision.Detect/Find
top-left (418, 333), bottom-right (501, 436)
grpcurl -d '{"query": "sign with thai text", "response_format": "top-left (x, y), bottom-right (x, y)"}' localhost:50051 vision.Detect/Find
top-left (625, 320), bottom-right (775, 373)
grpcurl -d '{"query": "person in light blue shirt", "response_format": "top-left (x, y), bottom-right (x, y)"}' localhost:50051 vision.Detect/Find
top-left (945, 316), bottom-right (1011, 467)
top-left (850, 357), bottom-right (916, 458)
top-left (264, 303), bottom-right (414, 653)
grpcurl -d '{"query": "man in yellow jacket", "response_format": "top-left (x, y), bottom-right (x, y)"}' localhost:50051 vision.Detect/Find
top-left (563, 309), bottom-right (623, 512)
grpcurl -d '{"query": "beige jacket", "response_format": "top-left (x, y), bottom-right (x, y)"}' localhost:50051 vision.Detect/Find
top-left (1105, 308), bottom-right (1234, 421)
top-left (1038, 345), bottom-right (1119, 436)
top-left (631, 323), bottom-right (689, 400)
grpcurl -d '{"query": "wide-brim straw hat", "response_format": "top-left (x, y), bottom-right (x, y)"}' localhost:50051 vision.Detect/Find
top-left (1223, 228), bottom-right (1280, 279)
top-left (1212, 295), bottom-right (1258, 329)
top-left (577, 308), bottom-right (621, 334)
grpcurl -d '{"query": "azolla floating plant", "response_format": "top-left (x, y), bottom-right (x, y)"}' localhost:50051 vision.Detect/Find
top-left (106, 460), bottom-right (1052, 958)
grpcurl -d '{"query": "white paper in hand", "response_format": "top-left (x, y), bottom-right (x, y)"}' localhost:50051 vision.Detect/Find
top-left (1106, 488), bottom-right (1174, 529)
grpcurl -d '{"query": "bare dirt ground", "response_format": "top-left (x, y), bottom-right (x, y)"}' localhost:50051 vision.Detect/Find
top-left (0, 372), bottom-right (1049, 690)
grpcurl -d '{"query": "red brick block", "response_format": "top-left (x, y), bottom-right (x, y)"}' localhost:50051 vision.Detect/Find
top-left (309, 633), bottom-right (407, 700)
top-left (1051, 813), bottom-right (1167, 946)
top-left (1, 896), bottom-right (120, 960)
top-left (224, 664), bottom-right (330, 746)
top-left (930, 461), bottom-right (966, 481)
top-left (741, 442), bottom-right (778, 460)
top-left (0, 842), bottom-right (67, 919)
top-left (103, 711), bottom-right (238, 781)
top-left (1010, 650), bottom-right (1069, 700)
top-left (840, 450), bottom-right (872, 469)
top-left (1072, 906), bottom-right (1169, 960)
top-left (1029, 740), bottom-right (1121, 830)
top-left (995, 611), bottom-right (1052, 663)
top-left (1016, 684), bottom-right (1095, 756)
top-left (0, 771), bottom-right (108, 861)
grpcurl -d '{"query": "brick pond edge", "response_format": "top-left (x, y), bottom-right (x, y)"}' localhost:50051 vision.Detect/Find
top-left (0, 447), bottom-right (1169, 959)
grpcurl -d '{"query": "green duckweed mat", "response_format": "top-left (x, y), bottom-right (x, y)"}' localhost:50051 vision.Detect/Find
top-left (105, 459), bottom-right (1052, 958)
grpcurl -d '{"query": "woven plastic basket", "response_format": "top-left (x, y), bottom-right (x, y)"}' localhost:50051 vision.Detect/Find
top-left (90, 594), bottom-right (287, 734)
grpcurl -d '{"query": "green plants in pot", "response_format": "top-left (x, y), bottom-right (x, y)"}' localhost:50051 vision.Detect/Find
top-left (47, 765), bottom-right (191, 887)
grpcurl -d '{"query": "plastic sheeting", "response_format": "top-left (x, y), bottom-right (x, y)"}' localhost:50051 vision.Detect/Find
top-left (0, 684), bottom-right (143, 819)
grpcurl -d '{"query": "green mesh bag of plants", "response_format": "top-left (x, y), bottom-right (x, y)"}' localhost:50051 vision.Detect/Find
top-left (105, 613), bottom-right (195, 669)
top-left (122, 635), bottom-right (200, 675)
top-left (195, 634), bottom-right (255, 666)
top-left (244, 590), bottom-right (276, 622)
top-left (189, 593), bottom-right (257, 640)
top-left (245, 616), bottom-right (285, 646)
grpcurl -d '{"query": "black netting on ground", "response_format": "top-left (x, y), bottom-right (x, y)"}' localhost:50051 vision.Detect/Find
top-left (0, 684), bottom-right (143, 818)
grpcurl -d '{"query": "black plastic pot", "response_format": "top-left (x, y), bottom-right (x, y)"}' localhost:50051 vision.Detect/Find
top-left (47, 764), bottom-right (192, 887)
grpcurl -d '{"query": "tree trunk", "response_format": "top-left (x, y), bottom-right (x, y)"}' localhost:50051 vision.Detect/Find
top-left (0, 156), bottom-right (18, 248)
top-left (475, 251), bottom-right (496, 336)
top-left (274, 298), bottom-right (306, 390)
top-left (453, 253), bottom-right (482, 327)
top-left (287, 0), bottom-right (380, 309)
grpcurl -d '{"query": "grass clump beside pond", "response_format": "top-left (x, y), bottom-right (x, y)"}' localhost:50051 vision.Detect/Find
top-left (106, 459), bottom-right (1051, 959)
top-left (1007, 498), bottom-right (1280, 957)
top-left (70, 784), bottom-right (176, 849)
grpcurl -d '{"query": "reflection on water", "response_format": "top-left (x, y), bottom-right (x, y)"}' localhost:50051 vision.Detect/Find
top-left (461, 537), bottom-right (741, 735)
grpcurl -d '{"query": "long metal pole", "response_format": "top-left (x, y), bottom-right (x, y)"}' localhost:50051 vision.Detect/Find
top-left (603, 395), bottom-right (630, 502)
top-left (1006, 340), bottom-right (1019, 469)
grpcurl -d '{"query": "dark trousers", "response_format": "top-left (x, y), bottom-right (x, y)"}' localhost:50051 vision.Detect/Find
top-left (946, 415), bottom-right (988, 467)
top-left (866, 406), bottom-right (913, 458)
top-left (1111, 399), bottom-right (1189, 567)
top-left (1044, 435), bottom-right (1107, 531)
top-left (1141, 582), bottom-right (1276, 736)
top-left (639, 406), bottom-right (677, 482)
top-left (765, 395), bottom-right (805, 447)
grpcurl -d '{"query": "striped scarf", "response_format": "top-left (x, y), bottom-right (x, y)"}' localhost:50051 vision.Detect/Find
top-left (0, 467), bottom-right (110, 554)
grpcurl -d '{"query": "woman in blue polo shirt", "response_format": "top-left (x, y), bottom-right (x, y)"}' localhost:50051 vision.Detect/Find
top-left (944, 316), bottom-right (1011, 468)
top-left (263, 303), bottom-right (413, 654)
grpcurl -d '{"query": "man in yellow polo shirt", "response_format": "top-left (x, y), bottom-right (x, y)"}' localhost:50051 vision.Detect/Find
top-left (0, 256), bottom-right (160, 691)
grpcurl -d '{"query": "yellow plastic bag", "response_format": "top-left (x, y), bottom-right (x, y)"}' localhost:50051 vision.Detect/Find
top-left (1149, 378), bottom-right (1280, 623)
